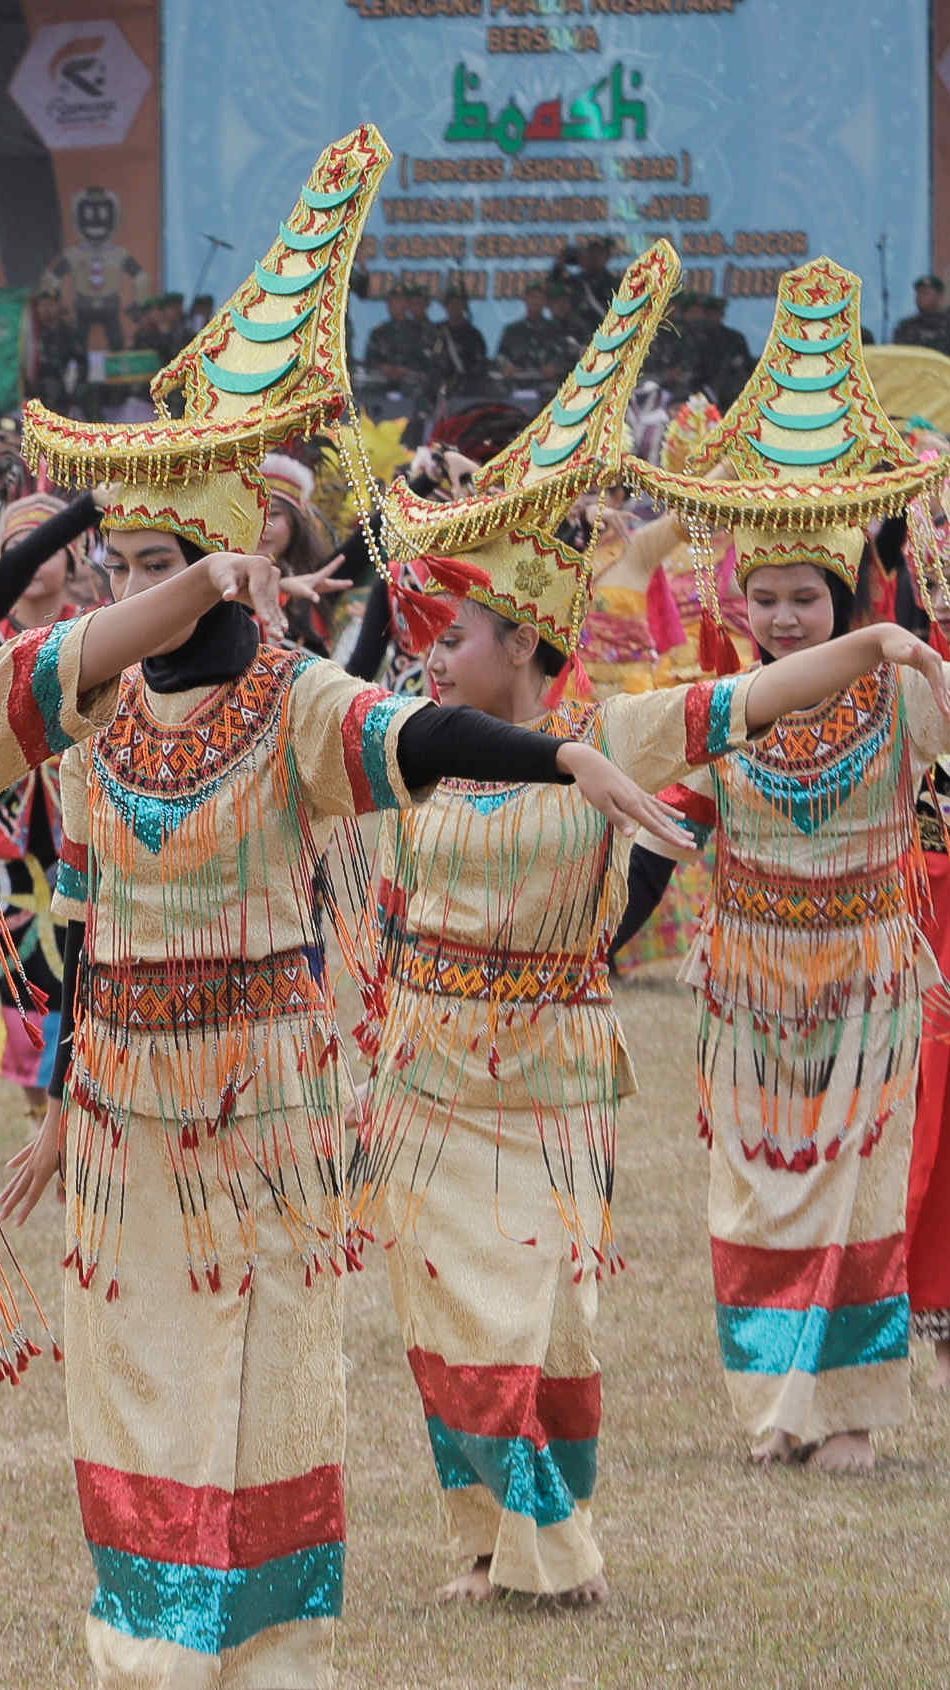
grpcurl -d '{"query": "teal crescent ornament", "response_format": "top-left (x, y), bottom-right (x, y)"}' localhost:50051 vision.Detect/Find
top-left (279, 220), bottom-right (343, 253)
top-left (255, 260), bottom-right (328, 296)
top-left (766, 363), bottom-right (851, 393)
top-left (757, 400), bottom-right (851, 431)
top-left (748, 434), bottom-right (856, 467)
top-left (593, 321), bottom-right (640, 354)
top-left (573, 358), bottom-right (619, 388)
top-left (610, 290), bottom-right (649, 318)
top-left (230, 304), bottom-right (316, 343)
top-left (201, 351), bottom-right (299, 394)
top-left (785, 292), bottom-right (852, 321)
top-left (551, 392), bottom-right (603, 427)
top-left (531, 433), bottom-right (586, 467)
top-left (778, 330), bottom-right (849, 356)
top-left (300, 180), bottom-right (360, 211)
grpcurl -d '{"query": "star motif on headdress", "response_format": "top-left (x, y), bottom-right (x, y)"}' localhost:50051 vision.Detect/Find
top-left (804, 279), bottom-right (832, 304)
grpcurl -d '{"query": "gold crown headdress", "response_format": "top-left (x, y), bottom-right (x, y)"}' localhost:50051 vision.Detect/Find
top-left (373, 239), bottom-right (681, 692)
top-left (630, 256), bottom-right (950, 667)
top-left (22, 125), bottom-right (392, 554)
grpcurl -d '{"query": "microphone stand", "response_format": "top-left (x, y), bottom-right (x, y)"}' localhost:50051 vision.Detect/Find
top-left (876, 233), bottom-right (890, 342)
top-left (190, 233), bottom-right (235, 313)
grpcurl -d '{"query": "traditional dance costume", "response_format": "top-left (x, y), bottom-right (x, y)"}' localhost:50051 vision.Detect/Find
top-left (578, 403), bottom-right (755, 976)
top-left (0, 493), bottom-right (90, 1088)
top-left (25, 127), bottom-right (608, 1688)
top-left (632, 257), bottom-right (950, 1448)
top-left (0, 610), bottom-right (120, 1375)
top-left (353, 244), bottom-right (758, 1592)
top-left (907, 758), bottom-right (950, 1342)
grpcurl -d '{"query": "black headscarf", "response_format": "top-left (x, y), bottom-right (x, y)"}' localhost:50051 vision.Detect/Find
top-left (140, 538), bottom-right (260, 693)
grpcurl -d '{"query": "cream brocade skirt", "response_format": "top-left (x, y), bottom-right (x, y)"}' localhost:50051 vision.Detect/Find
top-left (380, 1085), bottom-right (606, 1595)
top-left (64, 1101), bottom-right (344, 1690)
top-left (701, 1000), bottom-right (917, 1444)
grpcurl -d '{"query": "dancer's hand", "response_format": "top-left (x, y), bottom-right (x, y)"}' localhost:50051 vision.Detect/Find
top-left (877, 625), bottom-right (950, 719)
top-left (281, 558), bottom-right (354, 603)
top-left (344, 1082), bottom-right (369, 1132)
top-left (205, 552), bottom-right (287, 641)
top-left (0, 1101), bottom-right (62, 1226)
top-left (555, 743), bottom-right (696, 846)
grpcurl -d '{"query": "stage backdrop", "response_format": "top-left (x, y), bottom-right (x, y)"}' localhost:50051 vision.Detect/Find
top-left (1, 0), bottom-right (161, 342)
top-left (162, 0), bottom-right (930, 358)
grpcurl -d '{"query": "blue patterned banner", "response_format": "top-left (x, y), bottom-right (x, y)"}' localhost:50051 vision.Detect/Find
top-left (162, 0), bottom-right (929, 355)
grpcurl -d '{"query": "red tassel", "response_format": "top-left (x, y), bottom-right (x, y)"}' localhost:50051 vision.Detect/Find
top-left (239, 1264), bottom-right (254, 1296)
top-left (188, 1267), bottom-right (200, 1293)
top-left (699, 608), bottom-right (741, 675)
top-left (27, 982), bottom-right (50, 1012)
top-left (22, 1019), bottom-right (45, 1051)
top-left (52, 1342), bottom-right (64, 1363)
top-left (930, 620), bottom-right (950, 660)
top-left (646, 566), bottom-right (686, 652)
top-left (417, 553), bottom-right (493, 595)
top-left (105, 1277), bottom-right (120, 1303)
top-left (424, 1256), bottom-right (439, 1280)
top-left (544, 648), bottom-right (589, 709)
top-left (391, 581), bottom-right (457, 654)
top-left (699, 608), bottom-right (719, 673)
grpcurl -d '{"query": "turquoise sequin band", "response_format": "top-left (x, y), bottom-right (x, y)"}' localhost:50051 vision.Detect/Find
top-left (717, 1295), bottom-right (910, 1376)
top-left (89, 1541), bottom-right (345, 1655)
top-left (426, 1417), bottom-right (598, 1522)
top-left (31, 616), bottom-right (71, 755)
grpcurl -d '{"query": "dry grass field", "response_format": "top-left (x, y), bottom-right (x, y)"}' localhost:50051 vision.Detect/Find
top-left (1, 966), bottom-right (947, 1689)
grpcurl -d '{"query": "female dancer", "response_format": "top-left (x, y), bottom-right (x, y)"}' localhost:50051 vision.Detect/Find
top-left (1, 135), bottom-right (678, 1690)
top-left (904, 554), bottom-right (950, 1385)
top-left (0, 492), bottom-right (89, 1104)
top-left (631, 257), bottom-right (950, 1472)
top-left (349, 248), bottom-right (949, 1604)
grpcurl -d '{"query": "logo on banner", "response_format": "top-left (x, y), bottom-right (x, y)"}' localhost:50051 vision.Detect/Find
top-left (10, 20), bottom-right (151, 151)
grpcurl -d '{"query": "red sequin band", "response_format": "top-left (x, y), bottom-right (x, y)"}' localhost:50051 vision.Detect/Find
top-left (660, 781), bottom-right (717, 829)
top-left (60, 831), bottom-right (88, 874)
top-left (408, 1347), bottom-right (601, 1444)
top-left (710, 1233), bottom-right (906, 1312)
top-left (683, 680), bottom-right (714, 767)
top-left (9, 625), bottom-right (54, 770)
top-left (75, 1458), bottom-right (345, 1568)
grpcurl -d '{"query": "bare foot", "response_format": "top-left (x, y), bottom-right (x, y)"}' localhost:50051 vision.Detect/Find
top-left (557, 1572), bottom-right (609, 1608)
top-left (806, 1431), bottom-right (875, 1474)
top-left (750, 1429), bottom-right (800, 1466)
top-left (931, 1339), bottom-right (950, 1391)
top-left (436, 1556), bottom-right (494, 1603)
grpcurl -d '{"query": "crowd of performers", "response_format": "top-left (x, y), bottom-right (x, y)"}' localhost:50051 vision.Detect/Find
top-left (0, 126), bottom-right (947, 1688)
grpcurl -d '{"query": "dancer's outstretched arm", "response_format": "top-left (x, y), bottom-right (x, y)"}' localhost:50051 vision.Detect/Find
top-left (745, 623), bottom-right (950, 733)
top-left (77, 552), bottom-right (285, 693)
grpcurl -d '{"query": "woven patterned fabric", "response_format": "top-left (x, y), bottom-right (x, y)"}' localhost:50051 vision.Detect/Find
top-left (87, 947), bottom-right (321, 1034)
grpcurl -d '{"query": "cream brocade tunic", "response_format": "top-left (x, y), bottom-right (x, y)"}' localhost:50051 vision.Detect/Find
top-left (354, 673), bottom-right (755, 1598)
top-left (51, 645), bottom-right (428, 1689)
top-left (639, 662), bottom-right (950, 1444)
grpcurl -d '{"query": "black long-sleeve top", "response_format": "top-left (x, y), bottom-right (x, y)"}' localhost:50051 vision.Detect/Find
top-left (49, 700), bottom-right (573, 1098)
top-left (0, 491), bottom-right (98, 621)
